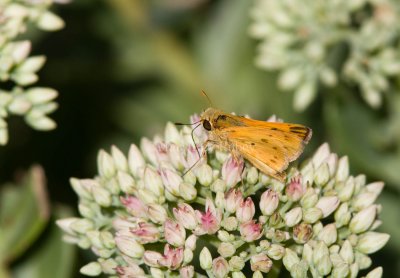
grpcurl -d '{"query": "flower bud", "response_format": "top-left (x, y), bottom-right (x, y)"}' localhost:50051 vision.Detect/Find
top-left (185, 234), bottom-right (197, 251)
top-left (168, 143), bottom-right (186, 171)
top-left (365, 267), bottom-right (383, 278)
top-left (160, 168), bottom-right (182, 196)
top-left (267, 244), bottom-right (285, 260)
top-left (246, 167), bottom-right (259, 185)
top-left (70, 219), bottom-right (94, 234)
top-left (338, 177), bottom-right (355, 202)
top-left (161, 244), bottom-right (184, 270)
top-left (349, 205), bottom-right (376, 234)
top-left (143, 251), bottom-right (163, 267)
top-left (184, 249), bottom-right (194, 264)
top-left (130, 222), bottom-right (160, 244)
top-left (218, 242), bottom-right (236, 258)
top-left (303, 207), bottom-right (323, 224)
top-left (200, 247), bottom-right (213, 270)
top-left (222, 156), bottom-right (244, 188)
top-left (336, 156), bottom-right (349, 182)
top-left (147, 203), bottom-right (168, 224)
top-left (128, 144), bottom-right (145, 177)
top-left (252, 271), bottom-right (263, 278)
top-left (180, 265), bottom-right (195, 278)
top-left (239, 220), bottom-right (263, 242)
top-left (352, 191), bottom-right (378, 211)
top-left (115, 236), bottom-right (144, 258)
top-left (211, 179), bottom-right (227, 193)
top-left (117, 171), bottom-right (135, 194)
top-left (293, 223), bottom-right (313, 243)
top-left (283, 248), bottom-right (300, 271)
top-left (331, 262), bottom-right (349, 278)
top-left (302, 243), bottom-right (313, 264)
top-left (317, 255), bottom-right (332, 276)
top-left (229, 256), bottom-right (245, 271)
top-left (232, 271), bottom-right (246, 278)
top-left (250, 254), bottom-right (272, 273)
top-left (286, 176), bottom-right (304, 201)
top-left (317, 223), bottom-right (337, 246)
top-left (300, 188), bottom-right (318, 208)
top-left (221, 216), bottom-right (238, 231)
top-left (140, 138), bottom-right (158, 165)
top-left (312, 143), bottom-right (330, 168)
top-left (80, 262), bottom-right (102, 276)
top-left (284, 207), bottom-right (302, 227)
top-left (150, 267), bottom-right (164, 278)
top-left (334, 203), bottom-right (351, 228)
top-left (356, 232), bottom-right (390, 254)
top-left (260, 189), bottom-right (279, 216)
top-left (120, 196), bottom-right (147, 218)
top-left (316, 196), bottom-right (339, 217)
top-left (225, 188), bottom-right (243, 214)
top-left (111, 145), bottom-right (128, 171)
top-left (196, 199), bottom-right (221, 234)
top-left (173, 203), bottom-right (197, 230)
top-left (197, 164), bottom-right (213, 186)
top-left (314, 163), bottom-right (330, 186)
top-left (165, 122), bottom-right (182, 144)
top-left (313, 241), bottom-right (329, 265)
top-left (212, 257), bottom-right (229, 278)
top-left (217, 230), bottom-right (231, 242)
top-left (236, 197), bottom-right (255, 222)
top-left (164, 219), bottom-right (186, 247)
top-left (339, 240), bottom-right (354, 264)
top-left (97, 150), bottom-right (116, 179)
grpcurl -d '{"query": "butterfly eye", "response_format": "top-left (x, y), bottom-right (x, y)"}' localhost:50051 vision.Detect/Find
top-left (203, 120), bottom-right (212, 131)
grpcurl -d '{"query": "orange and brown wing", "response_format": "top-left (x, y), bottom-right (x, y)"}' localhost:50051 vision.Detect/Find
top-left (221, 122), bottom-right (312, 181)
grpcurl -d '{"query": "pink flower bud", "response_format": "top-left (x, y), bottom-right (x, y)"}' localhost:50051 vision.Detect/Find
top-left (186, 145), bottom-right (204, 171)
top-left (159, 168), bottom-right (182, 196)
top-left (250, 253), bottom-right (273, 273)
top-left (120, 196), bottom-right (147, 218)
top-left (115, 263), bottom-right (145, 278)
top-left (240, 220), bottom-right (263, 242)
top-left (224, 188), bottom-right (243, 214)
top-left (155, 142), bottom-right (170, 164)
top-left (164, 219), bottom-right (186, 246)
top-left (195, 199), bottom-right (221, 235)
top-left (161, 244), bottom-right (184, 270)
top-left (236, 197), bottom-right (255, 222)
top-left (212, 257), bottom-right (229, 278)
top-left (221, 156), bottom-right (244, 188)
top-left (260, 189), bottom-right (279, 216)
top-left (130, 221), bottom-right (160, 244)
top-left (180, 265), bottom-right (195, 278)
top-left (286, 176), bottom-right (304, 201)
top-left (173, 203), bottom-right (198, 230)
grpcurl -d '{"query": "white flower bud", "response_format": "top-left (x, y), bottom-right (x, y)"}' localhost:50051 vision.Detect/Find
top-left (80, 262), bottom-right (102, 276)
top-left (283, 248), bottom-right (300, 271)
top-left (128, 144), bottom-right (145, 177)
top-left (17, 56), bottom-right (46, 73)
top-left (349, 205), bottom-right (376, 234)
top-left (111, 145), bottom-right (128, 171)
top-left (200, 247), bottom-right (212, 270)
top-left (356, 232), bottom-right (390, 254)
top-left (316, 196), bottom-right (339, 217)
top-left (37, 11), bottom-right (65, 31)
top-left (284, 207), bottom-right (302, 227)
top-left (365, 266), bottom-right (383, 278)
top-left (339, 240), bottom-right (354, 264)
top-left (318, 224), bottom-right (337, 246)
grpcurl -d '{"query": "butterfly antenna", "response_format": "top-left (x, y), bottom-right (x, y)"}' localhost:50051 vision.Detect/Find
top-left (182, 123), bottom-right (203, 176)
top-left (201, 90), bottom-right (213, 107)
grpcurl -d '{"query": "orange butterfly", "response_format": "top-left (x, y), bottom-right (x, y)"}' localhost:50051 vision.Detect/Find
top-left (199, 107), bottom-right (312, 182)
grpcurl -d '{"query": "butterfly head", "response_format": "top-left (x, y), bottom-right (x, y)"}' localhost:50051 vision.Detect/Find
top-left (200, 107), bottom-right (221, 131)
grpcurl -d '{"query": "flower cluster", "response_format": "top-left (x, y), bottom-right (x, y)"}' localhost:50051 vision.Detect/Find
top-left (249, 0), bottom-right (400, 111)
top-left (0, 0), bottom-right (66, 144)
top-left (57, 117), bottom-right (388, 277)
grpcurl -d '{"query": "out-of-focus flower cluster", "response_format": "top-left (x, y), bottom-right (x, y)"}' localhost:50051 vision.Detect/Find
top-left (250, 0), bottom-right (400, 111)
top-left (0, 0), bottom-right (65, 144)
top-left (57, 116), bottom-right (389, 278)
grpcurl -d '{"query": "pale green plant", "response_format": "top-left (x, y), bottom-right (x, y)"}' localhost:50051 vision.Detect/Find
top-left (57, 116), bottom-right (389, 277)
top-left (250, 0), bottom-right (400, 111)
top-left (0, 0), bottom-right (65, 144)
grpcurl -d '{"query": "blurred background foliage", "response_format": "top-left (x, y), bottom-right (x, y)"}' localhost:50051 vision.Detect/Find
top-left (0, 0), bottom-right (399, 277)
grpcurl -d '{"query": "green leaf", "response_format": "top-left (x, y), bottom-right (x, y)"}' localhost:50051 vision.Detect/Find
top-left (0, 166), bottom-right (50, 264)
top-left (12, 206), bottom-right (76, 278)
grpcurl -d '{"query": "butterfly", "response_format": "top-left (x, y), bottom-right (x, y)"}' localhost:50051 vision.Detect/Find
top-left (198, 107), bottom-right (312, 182)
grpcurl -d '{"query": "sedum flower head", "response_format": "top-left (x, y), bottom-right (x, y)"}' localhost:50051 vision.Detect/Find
top-left (0, 0), bottom-right (65, 145)
top-left (57, 118), bottom-right (388, 277)
top-left (250, 0), bottom-right (400, 111)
